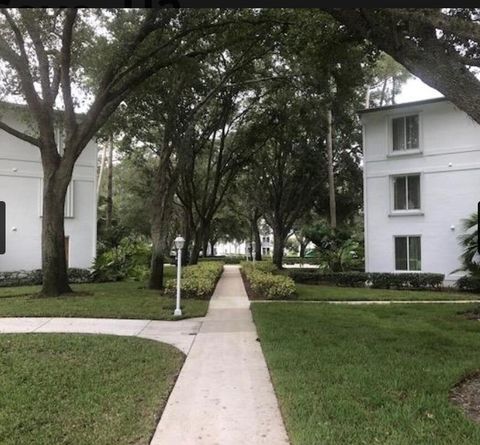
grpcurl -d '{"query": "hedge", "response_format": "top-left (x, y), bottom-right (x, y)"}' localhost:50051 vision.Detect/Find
top-left (198, 255), bottom-right (245, 264)
top-left (241, 262), bottom-right (296, 300)
top-left (0, 268), bottom-right (93, 288)
top-left (456, 275), bottom-right (480, 292)
top-left (165, 261), bottom-right (224, 299)
top-left (287, 269), bottom-right (444, 290)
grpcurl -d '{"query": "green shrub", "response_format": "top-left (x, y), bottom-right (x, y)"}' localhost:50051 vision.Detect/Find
top-left (198, 256), bottom-right (244, 264)
top-left (242, 262), bottom-right (296, 300)
top-left (287, 269), bottom-right (444, 290)
top-left (0, 268), bottom-right (93, 287)
top-left (165, 261), bottom-right (224, 299)
top-left (92, 235), bottom-right (151, 282)
top-left (368, 272), bottom-right (444, 290)
top-left (456, 275), bottom-right (480, 292)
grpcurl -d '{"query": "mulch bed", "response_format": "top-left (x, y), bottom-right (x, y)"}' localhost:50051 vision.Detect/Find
top-left (240, 269), bottom-right (257, 300)
top-left (450, 371), bottom-right (480, 423)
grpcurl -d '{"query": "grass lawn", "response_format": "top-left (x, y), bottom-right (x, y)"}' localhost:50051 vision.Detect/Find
top-left (295, 283), bottom-right (479, 301)
top-left (0, 334), bottom-right (183, 445)
top-left (0, 280), bottom-right (209, 320)
top-left (252, 302), bottom-right (480, 444)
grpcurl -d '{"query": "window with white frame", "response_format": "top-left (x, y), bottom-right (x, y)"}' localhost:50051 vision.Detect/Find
top-left (392, 115), bottom-right (419, 151)
top-left (392, 174), bottom-right (421, 211)
top-left (395, 236), bottom-right (421, 271)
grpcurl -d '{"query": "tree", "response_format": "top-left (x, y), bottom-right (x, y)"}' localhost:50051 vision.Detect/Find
top-left (0, 9), bottom-right (258, 296)
top-left (326, 9), bottom-right (480, 124)
top-left (365, 53), bottom-right (410, 108)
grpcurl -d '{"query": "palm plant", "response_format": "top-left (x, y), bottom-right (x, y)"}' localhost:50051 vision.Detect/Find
top-left (457, 212), bottom-right (480, 275)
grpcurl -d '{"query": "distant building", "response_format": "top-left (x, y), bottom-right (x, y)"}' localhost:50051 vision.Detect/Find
top-left (360, 97), bottom-right (480, 284)
top-left (0, 103), bottom-right (98, 272)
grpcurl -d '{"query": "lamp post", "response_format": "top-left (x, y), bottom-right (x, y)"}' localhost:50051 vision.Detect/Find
top-left (174, 235), bottom-right (185, 317)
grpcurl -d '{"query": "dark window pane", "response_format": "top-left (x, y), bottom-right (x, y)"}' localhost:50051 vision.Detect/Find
top-left (392, 117), bottom-right (405, 151)
top-left (395, 237), bottom-right (408, 270)
top-left (407, 175), bottom-right (421, 209)
top-left (394, 176), bottom-right (407, 210)
top-left (406, 115), bottom-right (419, 149)
top-left (409, 237), bottom-right (421, 271)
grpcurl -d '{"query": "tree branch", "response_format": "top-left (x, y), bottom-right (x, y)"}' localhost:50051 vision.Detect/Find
top-left (0, 119), bottom-right (41, 147)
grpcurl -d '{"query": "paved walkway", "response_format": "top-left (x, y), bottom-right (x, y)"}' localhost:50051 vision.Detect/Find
top-left (151, 265), bottom-right (290, 445)
top-left (0, 317), bottom-right (203, 354)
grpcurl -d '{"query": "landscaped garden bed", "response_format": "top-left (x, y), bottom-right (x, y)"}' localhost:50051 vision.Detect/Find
top-left (0, 333), bottom-right (183, 445)
top-left (252, 302), bottom-right (480, 444)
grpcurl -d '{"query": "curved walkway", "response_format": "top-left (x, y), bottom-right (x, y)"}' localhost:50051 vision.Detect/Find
top-left (0, 316), bottom-right (203, 354)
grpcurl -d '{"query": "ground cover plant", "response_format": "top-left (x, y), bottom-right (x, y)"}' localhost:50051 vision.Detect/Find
top-left (0, 334), bottom-right (183, 445)
top-left (252, 303), bottom-right (480, 445)
top-left (0, 279), bottom-right (209, 320)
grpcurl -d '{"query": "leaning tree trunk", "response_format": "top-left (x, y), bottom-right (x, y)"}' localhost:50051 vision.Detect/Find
top-left (326, 108), bottom-right (337, 229)
top-left (40, 168), bottom-right (72, 297)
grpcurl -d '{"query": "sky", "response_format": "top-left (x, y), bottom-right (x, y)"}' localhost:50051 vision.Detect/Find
top-left (396, 76), bottom-right (443, 104)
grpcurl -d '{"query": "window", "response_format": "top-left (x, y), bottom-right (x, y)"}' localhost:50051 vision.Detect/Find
top-left (392, 115), bottom-right (419, 151)
top-left (393, 174), bottom-right (420, 211)
top-left (395, 236), bottom-right (421, 271)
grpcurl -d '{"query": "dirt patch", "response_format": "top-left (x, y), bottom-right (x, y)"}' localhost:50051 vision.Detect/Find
top-left (450, 371), bottom-right (480, 423)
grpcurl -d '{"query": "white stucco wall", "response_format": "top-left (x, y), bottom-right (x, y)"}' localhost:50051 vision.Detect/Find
top-left (362, 99), bottom-right (480, 283)
top-left (0, 107), bottom-right (97, 272)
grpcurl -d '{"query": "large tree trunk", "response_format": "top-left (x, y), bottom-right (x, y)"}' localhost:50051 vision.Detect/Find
top-left (40, 168), bottom-right (72, 297)
top-left (299, 242), bottom-right (307, 258)
top-left (252, 216), bottom-right (262, 261)
top-left (326, 108), bottom-right (337, 230)
top-left (272, 226), bottom-right (285, 269)
top-left (149, 159), bottom-right (177, 290)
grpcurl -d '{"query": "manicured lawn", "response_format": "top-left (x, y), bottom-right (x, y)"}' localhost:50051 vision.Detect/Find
top-left (252, 303), bottom-right (480, 444)
top-left (0, 334), bottom-right (183, 445)
top-left (0, 280), bottom-right (209, 320)
top-left (295, 283), bottom-right (478, 301)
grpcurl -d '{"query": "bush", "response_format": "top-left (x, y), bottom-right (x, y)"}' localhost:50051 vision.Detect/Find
top-left (198, 255), bottom-right (244, 265)
top-left (282, 257), bottom-right (321, 266)
top-left (0, 268), bottom-right (93, 288)
top-left (287, 269), bottom-right (444, 290)
top-left (92, 235), bottom-right (151, 282)
top-left (369, 272), bottom-right (444, 290)
top-left (456, 275), bottom-right (480, 292)
top-left (165, 261), bottom-right (224, 299)
top-left (241, 262), bottom-right (296, 300)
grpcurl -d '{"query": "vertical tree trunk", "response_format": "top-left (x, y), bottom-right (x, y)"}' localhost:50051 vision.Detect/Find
top-left (149, 160), bottom-right (177, 290)
top-left (97, 143), bottom-right (107, 203)
top-left (299, 242), bottom-right (307, 258)
top-left (40, 168), bottom-right (72, 297)
top-left (252, 216), bottom-right (262, 261)
top-left (210, 240), bottom-right (216, 257)
top-left (106, 136), bottom-right (114, 228)
top-left (272, 227), bottom-right (285, 269)
top-left (327, 109), bottom-right (337, 230)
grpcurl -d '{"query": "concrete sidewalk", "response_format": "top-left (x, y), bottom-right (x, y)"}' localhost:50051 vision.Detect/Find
top-left (0, 316), bottom-right (203, 354)
top-left (151, 265), bottom-right (290, 445)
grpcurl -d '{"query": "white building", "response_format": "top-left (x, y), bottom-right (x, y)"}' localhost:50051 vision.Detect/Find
top-left (0, 104), bottom-right (98, 272)
top-left (361, 97), bottom-right (480, 284)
